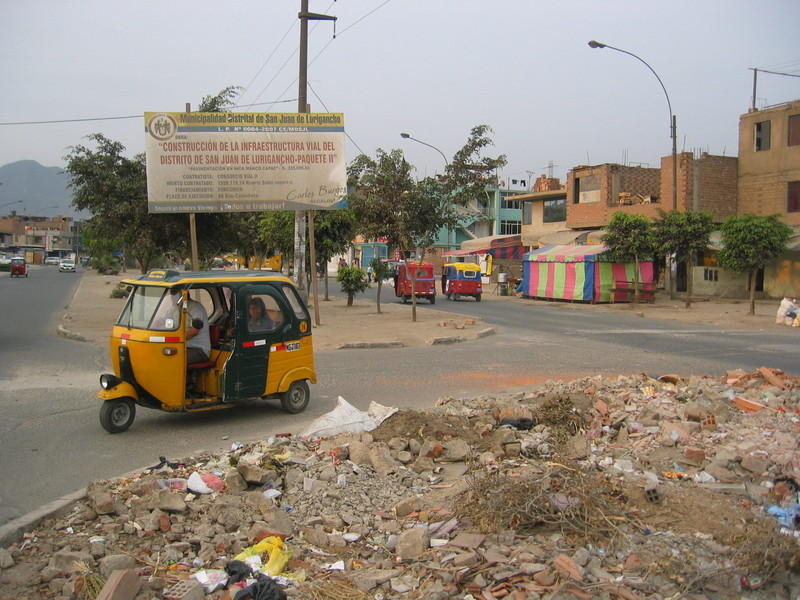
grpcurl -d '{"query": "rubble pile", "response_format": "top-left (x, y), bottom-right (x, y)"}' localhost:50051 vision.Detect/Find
top-left (2, 369), bottom-right (800, 600)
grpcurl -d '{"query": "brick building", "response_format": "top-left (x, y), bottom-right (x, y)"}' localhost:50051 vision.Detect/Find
top-left (737, 99), bottom-right (800, 298)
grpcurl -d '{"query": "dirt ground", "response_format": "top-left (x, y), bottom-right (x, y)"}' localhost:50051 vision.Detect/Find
top-left (366, 392), bottom-right (798, 585)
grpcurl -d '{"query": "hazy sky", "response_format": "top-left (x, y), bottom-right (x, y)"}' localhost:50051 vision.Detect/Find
top-left (1, 0), bottom-right (798, 188)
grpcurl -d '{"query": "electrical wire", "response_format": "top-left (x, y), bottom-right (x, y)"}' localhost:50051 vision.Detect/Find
top-left (308, 81), bottom-right (365, 156)
top-left (0, 99), bottom-right (298, 127)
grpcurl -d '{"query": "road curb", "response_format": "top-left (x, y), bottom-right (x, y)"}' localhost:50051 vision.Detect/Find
top-left (337, 340), bottom-right (406, 349)
top-left (0, 488), bottom-right (87, 548)
top-left (56, 323), bottom-right (86, 342)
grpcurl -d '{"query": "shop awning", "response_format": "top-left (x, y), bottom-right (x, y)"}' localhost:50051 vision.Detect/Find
top-left (449, 234), bottom-right (525, 260)
top-left (442, 248), bottom-right (487, 257)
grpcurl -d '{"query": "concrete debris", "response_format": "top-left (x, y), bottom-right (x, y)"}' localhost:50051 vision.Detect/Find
top-left (2, 368), bottom-right (800, 599)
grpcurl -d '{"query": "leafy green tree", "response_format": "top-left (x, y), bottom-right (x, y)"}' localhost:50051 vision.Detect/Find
top-left (198, 85), bottom-right (243, 112)
top-left (336, 265), bottom-right (368, 306)
top-left (347, 150), bottom-right (443, 320)
top-left (444, 124), bottom-right (507, 201)
top-left (717, 213), bottom-right (793, 315)
top-left (602, 212), bottom-right (656, 304)
top-left (347, 125), bottom-right (506, 321)
top-left (258, 211), bottom-right (296, 266)
top-left (369, 257), bottom-right (392, 314)
top-left (652, 209), bottom-right (714, 308)
top-left (65, 134), bottom-right (185, 273)
top-left (312, 209), bottom-right (357, 300)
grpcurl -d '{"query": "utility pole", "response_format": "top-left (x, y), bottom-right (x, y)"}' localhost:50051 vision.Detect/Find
top-left (186, 102), bottom-right (199, 271)
top-left (295, 1), bottom-right (336, 309)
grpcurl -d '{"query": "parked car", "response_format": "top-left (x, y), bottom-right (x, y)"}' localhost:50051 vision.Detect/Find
top-left (45, 256), bottom-right (61, 265)
top-left (59, 259), bottom-right (76, 272)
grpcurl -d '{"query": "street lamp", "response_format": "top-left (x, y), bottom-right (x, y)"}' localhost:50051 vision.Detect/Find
top-left (0, 200), bottom-right (22, 213)
top-left (588, 40), bottom-right (678, 211)
top-left (400, 133), bottom-right (448, 170)
top-left (400, 132), bottom-right (453, 250)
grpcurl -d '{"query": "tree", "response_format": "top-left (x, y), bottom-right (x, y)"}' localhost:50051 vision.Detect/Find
top-left (312, 210), bottom-right (357, 300)
top-left (347, 125), bottom-right (506, 321)
top-left (258, 211), bottom-right (296, 268)
top-left (198, 85), bottom-right (243, 112)
top-left (336, 265), bottom-right (369, 306)
top-left (258, 209), bottom-right (356, 298)
top-left (652, 209), bottom-right (714, 308)
top-left (602, 212), bottom-right (656, 304)
top-left (444, 124), bottom-right (506, 201)
top-left (717, 213), bottom-right (793, 315)
top-left (369, 257), bottom-right (392, 314)
top-left (65, 134), bottom-right (184, 273)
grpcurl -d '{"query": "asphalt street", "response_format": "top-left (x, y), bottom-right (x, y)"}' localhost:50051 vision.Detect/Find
top-left (1, 267), bottom-right (799, 531)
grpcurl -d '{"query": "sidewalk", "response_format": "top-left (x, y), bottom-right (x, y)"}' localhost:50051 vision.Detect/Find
top-left (57, 270), bottom-right (785, 352)
top-left (57, 270), bottom-right (495, 351)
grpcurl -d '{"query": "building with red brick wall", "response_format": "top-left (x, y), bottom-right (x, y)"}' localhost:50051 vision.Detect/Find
top-left (738, 100), bottom-right (800, 225)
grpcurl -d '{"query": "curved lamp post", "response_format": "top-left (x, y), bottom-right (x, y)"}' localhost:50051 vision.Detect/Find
top-left (400, 132), bottom-right (448, 170)
top-left (400, 132), bottom-right (452, 249)
top-left (0, 199), bottom-right (22, 213)
top-left (588, 40), bottom-right (677, 211)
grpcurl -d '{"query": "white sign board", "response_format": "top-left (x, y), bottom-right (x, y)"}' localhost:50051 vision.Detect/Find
top-left (144, 112), bottom-right (346, 213)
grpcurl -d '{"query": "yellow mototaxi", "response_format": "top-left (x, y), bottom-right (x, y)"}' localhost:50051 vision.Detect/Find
top-left (97, 269), bottom-right (316, 433)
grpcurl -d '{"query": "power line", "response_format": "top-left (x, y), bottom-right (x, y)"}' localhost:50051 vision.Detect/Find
top-left (0, 99), bottom-right (298, 127)
top-left (308, 81), bottom-right (365, 156)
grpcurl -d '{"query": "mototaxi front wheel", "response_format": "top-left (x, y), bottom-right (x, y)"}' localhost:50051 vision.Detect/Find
top-left (99, 397), bottom-right (136, 433)
top-left (281, 380), bottom-right (310, 414)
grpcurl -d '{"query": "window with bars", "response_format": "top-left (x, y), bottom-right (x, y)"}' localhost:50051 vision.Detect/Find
top-left (500, 220), bottom-right (521, 235)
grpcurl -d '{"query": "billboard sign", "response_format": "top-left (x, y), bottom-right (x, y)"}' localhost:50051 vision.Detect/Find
top-left (144, 112), bottom-right (346, 213)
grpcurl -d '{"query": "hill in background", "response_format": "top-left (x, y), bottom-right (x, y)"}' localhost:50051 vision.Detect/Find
top-left (0, 160), bottom-right (79, 218)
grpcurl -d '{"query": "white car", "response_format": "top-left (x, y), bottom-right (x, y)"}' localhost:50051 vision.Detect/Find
top-left (59, 259), bottom-right (76, 272)
top-left (45, 256), bottom-right (61, 265)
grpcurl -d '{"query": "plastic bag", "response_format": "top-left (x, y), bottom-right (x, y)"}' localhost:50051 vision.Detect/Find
top-left (234, 536), bottom-right (292, 577)
top-left (233, 574), bottom-right (287, 600)
top-left (301, 396), bottom-right (397, 438)
top-left (188, 472), bottom-right (213, 494)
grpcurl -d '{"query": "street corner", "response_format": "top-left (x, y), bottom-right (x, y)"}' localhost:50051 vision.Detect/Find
top-left (56, 322), bottom-right (86, 342)
top-left (428, 318), bottom-right (495, 345)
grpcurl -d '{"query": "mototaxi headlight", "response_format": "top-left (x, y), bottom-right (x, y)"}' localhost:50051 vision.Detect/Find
top-left (100, 374), bottom-right (122, 390)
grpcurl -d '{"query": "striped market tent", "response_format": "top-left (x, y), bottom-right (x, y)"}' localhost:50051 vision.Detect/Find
top-left (522, 244), bottom-right (654, 303)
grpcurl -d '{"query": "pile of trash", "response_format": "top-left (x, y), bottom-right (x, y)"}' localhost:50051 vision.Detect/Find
top-left (1, 368), bottom-right (800, 600)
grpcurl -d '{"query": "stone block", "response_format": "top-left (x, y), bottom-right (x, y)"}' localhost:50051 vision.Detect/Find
top-left (740, 454), bottom-right (769, 474)
top-left (395, 526), bottom-right (430, 558)
top-left (683, 447), bottom-right (707, 465)
top-left (96, 569), bottom-right (142, 600)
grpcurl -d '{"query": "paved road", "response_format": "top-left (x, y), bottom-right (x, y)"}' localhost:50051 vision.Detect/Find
top-left (1, 269), bottom-right (799, 528)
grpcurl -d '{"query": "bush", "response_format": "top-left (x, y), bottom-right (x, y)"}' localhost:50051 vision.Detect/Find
top-left (109, 282), bottom-right (129, 299)
top-left (336, 265), bottom-right (369, 306)
top-left (91, 253), bottom-right (120, 275)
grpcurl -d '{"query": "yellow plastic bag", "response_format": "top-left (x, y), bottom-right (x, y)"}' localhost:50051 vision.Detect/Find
top-left (233, 536), bottom-right (292, 577)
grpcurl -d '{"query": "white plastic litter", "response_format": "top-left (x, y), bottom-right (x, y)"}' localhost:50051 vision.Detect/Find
top-left (187, 472), bottom-right (213, 494)
top-left (301, 396), bottom-right (397, 438)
